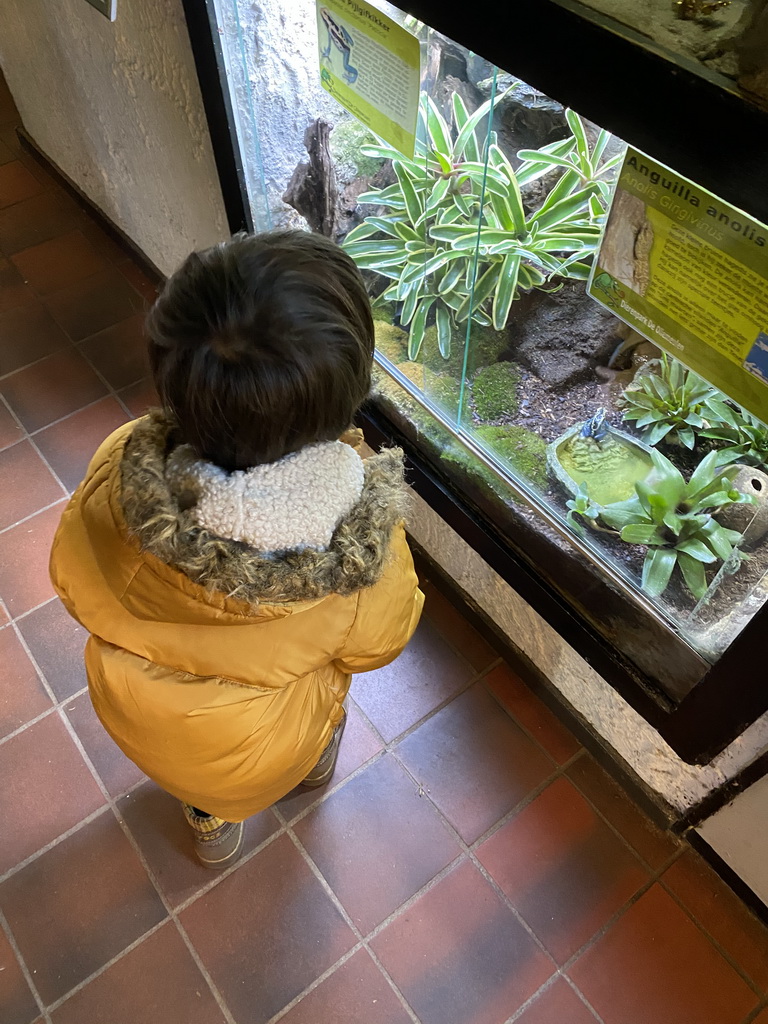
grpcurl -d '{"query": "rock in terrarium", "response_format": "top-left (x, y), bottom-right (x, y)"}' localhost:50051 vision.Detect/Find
top-left (564, 0), bottom-right (750, 81)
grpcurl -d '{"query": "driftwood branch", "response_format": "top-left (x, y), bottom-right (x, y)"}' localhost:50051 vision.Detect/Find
top-left (282, 119), bottom-right (339, 236)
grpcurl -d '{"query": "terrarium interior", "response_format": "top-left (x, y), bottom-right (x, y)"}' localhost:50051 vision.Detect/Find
top-left (551, 0), bottom-right (768, 109)
top-left (218, 0), bottom-right (768, 686)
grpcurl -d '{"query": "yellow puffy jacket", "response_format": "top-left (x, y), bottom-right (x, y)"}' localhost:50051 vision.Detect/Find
top-left (49, 413), bottom-right (423, 821)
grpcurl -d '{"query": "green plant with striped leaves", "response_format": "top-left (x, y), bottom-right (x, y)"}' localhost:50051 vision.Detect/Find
top-left (342, 87), bottom-right (620, 360)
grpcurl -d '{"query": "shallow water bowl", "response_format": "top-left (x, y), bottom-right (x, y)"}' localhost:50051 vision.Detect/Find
top-left (547, 423), bottom-right (655, 507)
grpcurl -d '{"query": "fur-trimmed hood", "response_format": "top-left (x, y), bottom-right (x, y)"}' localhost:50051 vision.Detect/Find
top-left (119, 411), bottom-right (407, 607)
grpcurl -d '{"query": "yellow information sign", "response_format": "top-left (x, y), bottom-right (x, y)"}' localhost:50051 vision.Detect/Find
top-left (316, 0), bottom-right (420, 159)
top-left (589, 148), bottom-right (768, 423)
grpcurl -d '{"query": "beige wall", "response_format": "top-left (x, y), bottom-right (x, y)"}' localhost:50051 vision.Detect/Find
top-left (0, 0), bottom-right (228, 275)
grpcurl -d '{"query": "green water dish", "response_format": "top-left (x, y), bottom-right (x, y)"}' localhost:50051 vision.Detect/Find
top-left (548, 415), bottom-right (655, 508)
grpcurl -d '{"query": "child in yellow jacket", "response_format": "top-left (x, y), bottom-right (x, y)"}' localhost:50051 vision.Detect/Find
top-left (49, 230), bottom-right (424, 869)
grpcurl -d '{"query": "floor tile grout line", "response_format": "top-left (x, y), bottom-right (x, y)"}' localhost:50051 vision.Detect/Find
top-left (276, 671), bottom-right (568, 834)
top-left (24, 430), bottom-right (72, 496)
top-left (50, 706), bottom-right (240, 1024)
top-left (284, 825), bottom-right (423, 1024)
top-left (0, 803), bottom-right (112, 886)
top-left (27, 393), bottom-right (114, 439)
top-left (8, 606), bottom-right (63, 708)
top-left (287, 779), bottom-right (567, 1005)
top-left (170, 917), bottom-right (239, 1024)
top-left (479, 669), bottom-right (583, 771)
top-left (0, 907), bottom-right (53, 1024)
top-left (557, 754), bottom-right (688, 877)
top-left (501, 970), bottom-right (608, 1024)
top-left (0, 389), bottom-right (26, 436)
top-left (351, 659), bottom-right (493, 753)
top-left (342, 693), bottom-right (387, 747)
top-left (386, 740), bottom-right (655, 972)
top-left (419, 592), bottom-right (503, 672)
top-left (504, 972), bottom-right (564, 1024)
top-left (0, 495), bottom-right (66, 536)
top-left (468, 843), bottom-right (565, 965)
top-left (0, 681), bottom-right (89, 749)
top-left (110, 802), bottom-right (240, 1024)
top-left (271, 703), bottom-right (654, 1010)
top-left (58, 685), bottom-right (90, 707)
top-left (72, 335), bottom-right (144, 412)
top-left (260, 942), bottom-right (368, 1024)
top-left (0, 704), bottom-right (57, 746)
top-left (9, 593), bottom-right (56, 623)
top-left (74, 331), bottom-right (147, 397)
top-left (657, 875), bottom-right (767, 1000)
top-left (0, 348), bottom-right (74, 386)
top-left (114, 388), bottom-right (143, 421)
top-left (562, 974), bottom-right (608, 1024)
top-left (274, 747), bottom-right (390, 828)
top-left (0, 334), bottom-right (139, 445)
top-left (41, 918), bottom-right (170, 1015)
top-left (162, 820), bottom-right (288, 917)
top-left (464, 750), bottom-right (586, 853)
top-left (555, 847), bottom-right (688, 977)
top-left (362, 944), bottom-right (423, 1024)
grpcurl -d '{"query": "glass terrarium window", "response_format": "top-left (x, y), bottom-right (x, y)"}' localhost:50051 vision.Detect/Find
top-left (212, 0), bottom-right (768, 697)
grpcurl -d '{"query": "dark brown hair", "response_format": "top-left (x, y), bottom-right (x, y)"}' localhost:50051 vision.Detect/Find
top-left (147, 230), bottom-right (374, 471)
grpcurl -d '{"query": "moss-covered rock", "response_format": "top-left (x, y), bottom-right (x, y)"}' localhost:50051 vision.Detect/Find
top-left (420, 321), bottom-right (510, 379)
top-left (474, 425), bottom-right (548, 489)
top-left (374, 320), bottom-right (408, 364)
top-left (370, 295), bottom-right (396, 322)
top-left (471, 362), bottom-right (521, 421)
top-left (441, 443), bottom-right (507, 499)
top-left (370, 363), bottom-right (452, 450)
top-left (396, 361), bottom-right (460, 419)
top-left (330, 119), bottom-right (381, 181)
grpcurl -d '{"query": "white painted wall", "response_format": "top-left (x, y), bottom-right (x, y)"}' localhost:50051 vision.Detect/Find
top-left (214, 0), bottom-right (342, 228)
top-left (0, 0), bottom-right (228, 276)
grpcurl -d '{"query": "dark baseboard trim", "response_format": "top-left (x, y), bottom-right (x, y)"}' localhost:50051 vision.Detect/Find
top-left (411, 544), bottom-right (678, 831)
top-left (15, 127), bottom-right (166, 286)
top-left (676, 748), bottom-right (768, 832)
top-left (687, 830), bottom-right (768, 929)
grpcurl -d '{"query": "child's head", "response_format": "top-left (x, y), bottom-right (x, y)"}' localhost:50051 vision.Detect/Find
top-left (147, 230), bottom-right (374, 471)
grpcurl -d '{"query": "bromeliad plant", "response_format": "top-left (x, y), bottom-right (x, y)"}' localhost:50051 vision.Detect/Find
top-left (597, 449), bottom-right (754, 600)
top-left (621, 355), bottom-right (722, 450)
top-left (342, 87), bottom-right (621, 360)
top-left (701, 404), bottom-right (768, 468)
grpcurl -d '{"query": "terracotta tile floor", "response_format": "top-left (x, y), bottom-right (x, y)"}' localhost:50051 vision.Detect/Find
top-left (1, 75), bottom-right (767, 1024)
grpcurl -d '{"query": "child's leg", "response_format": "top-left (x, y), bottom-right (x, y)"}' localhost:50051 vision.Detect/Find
top-left (302, 706), bottom-right (347, 788)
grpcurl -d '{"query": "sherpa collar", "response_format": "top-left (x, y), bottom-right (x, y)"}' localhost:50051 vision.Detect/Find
top-left (119, 412), bottom-right (406, 605)
top-left (166, 441), bottom-right (365, 554)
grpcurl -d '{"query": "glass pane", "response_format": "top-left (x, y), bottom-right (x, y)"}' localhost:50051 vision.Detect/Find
top-left (212, 0), bottom-right (768, 699)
